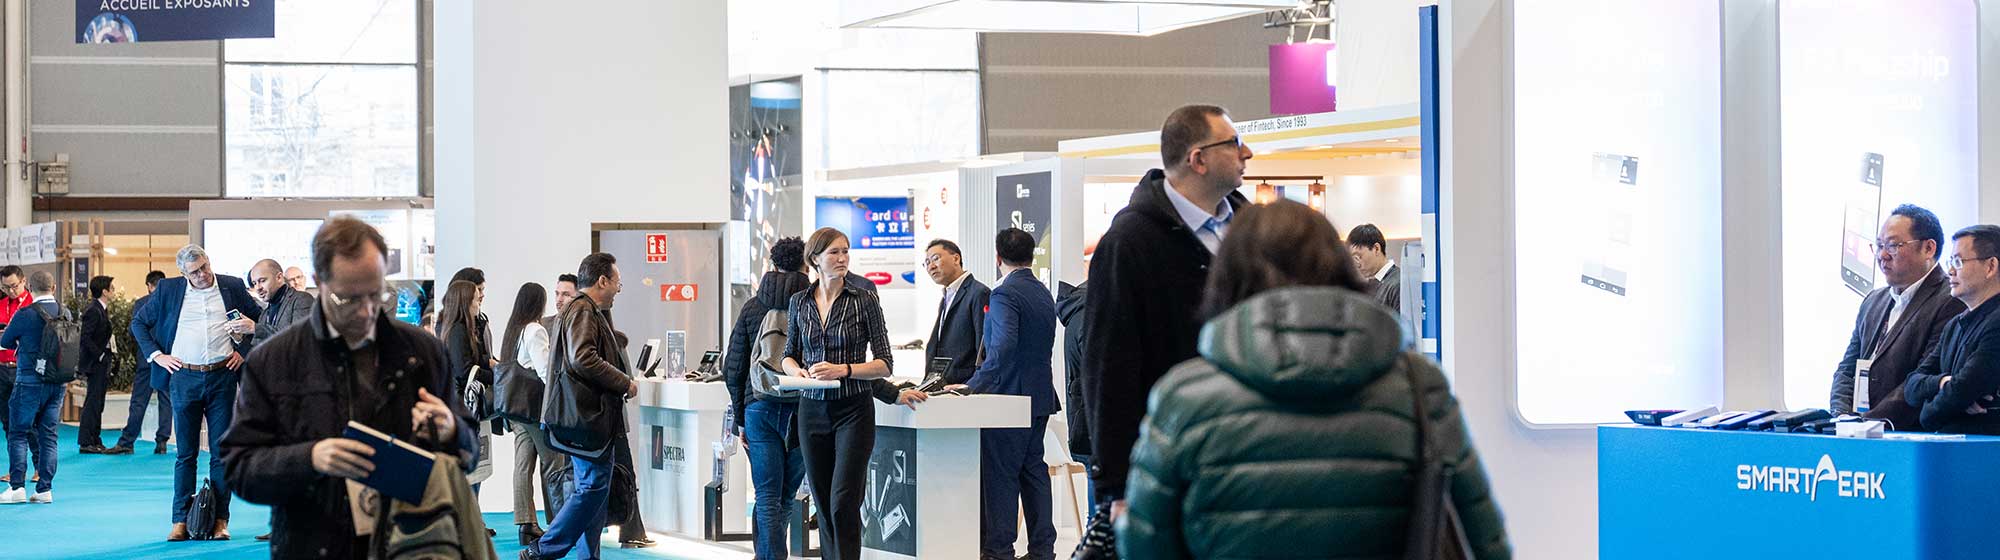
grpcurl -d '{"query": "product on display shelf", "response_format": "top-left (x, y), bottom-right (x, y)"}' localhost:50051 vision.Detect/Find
top-left (1659, 406), bottom-right (1718, 428)
top-left (685, 350), bottom-right (723, 383)
top-left (636, 339), bottom-right (661, 378)
top-left (666, 330), bottom-right (688, 377)
top-left (1714, 410), bottom-right (1778, 431)
top-left (1839, 152), bottom-right (1886, 296)
top-left (1623, 409), bottom-right (1684, 426)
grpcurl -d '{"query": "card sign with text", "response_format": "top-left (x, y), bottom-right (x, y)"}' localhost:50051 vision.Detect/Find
top-left (77, 0), bottom-right (275, 43)
top-left (995, 171), bottom-right (1054, 283)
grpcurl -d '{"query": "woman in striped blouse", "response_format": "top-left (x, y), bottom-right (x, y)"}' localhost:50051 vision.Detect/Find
top-left (782, 227), bottom-right (918, 560)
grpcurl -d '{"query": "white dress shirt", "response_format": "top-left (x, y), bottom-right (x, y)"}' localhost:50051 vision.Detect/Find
top-left (1161, 177), bottom-right (1234, 255)
top-left (164, 283), bottom-right (233, 365)
top-left (1373, 260), bottom-right (1398, 283)
top-left (1882, 261), bottom-right (1937, 337)
top-left (516, 322), bottom-right (552, 376)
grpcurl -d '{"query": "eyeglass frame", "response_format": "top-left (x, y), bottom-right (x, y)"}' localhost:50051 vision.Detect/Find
top-left (1195, 135), bottom-right (1244, 153)
top-left (1869, 239), bottom-right (1927, 254)
top-left (325, 284), bottom-right (396, 310)
top-left (1948, 254), bottom-right (1995, 271)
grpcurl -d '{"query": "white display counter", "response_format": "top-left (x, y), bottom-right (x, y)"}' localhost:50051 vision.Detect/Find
top-left (631, 377), bottom-right (749, 539)
top-left (862, 394), bottom-right (1031, 560)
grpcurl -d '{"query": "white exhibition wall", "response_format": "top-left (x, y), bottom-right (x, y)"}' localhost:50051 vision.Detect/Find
top-left (1778, 0), bottom-right (1980, 411)
top-left (434, 0), bottom-right (729, 512)
top-left (1511, 1), bottom-right (1724, 425)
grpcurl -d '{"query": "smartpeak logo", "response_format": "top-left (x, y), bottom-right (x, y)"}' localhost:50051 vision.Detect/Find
top-left (1735, 454), bottom-right (1886, 502)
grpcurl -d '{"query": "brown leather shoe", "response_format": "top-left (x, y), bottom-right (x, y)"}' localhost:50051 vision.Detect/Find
top-left (211, 519), bottom-right (231, 540)
top-left (167, 523), bottom-right (191, 542)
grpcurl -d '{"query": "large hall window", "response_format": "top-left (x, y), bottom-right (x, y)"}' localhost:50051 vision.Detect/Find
top-left (224, 0), bottom-right (420, 198)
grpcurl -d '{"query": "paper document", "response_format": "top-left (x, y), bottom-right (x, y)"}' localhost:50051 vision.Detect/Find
top-left (776, 376), bottom-right (841, 390)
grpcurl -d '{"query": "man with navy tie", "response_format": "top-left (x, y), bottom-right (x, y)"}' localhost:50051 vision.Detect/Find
top-left (964, 228), bottom-right (1061, 560)
top-left (925, 239), bottom-right (990, 386)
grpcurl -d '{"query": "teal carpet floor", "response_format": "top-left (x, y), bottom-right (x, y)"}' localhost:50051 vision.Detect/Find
top-left (0, 424), bottom-right (693, 559)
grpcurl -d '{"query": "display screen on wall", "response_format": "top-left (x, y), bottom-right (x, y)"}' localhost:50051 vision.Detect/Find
top-left (1778, 0), bottom-right (1978, 411)
top-left (815, 196), bottom-right (917, 289)
top-left (995, 172), bottom-right (1054, 283)
top-left (731, 78), bottom-right (803, 285)
top-left (201, 219), bottom-right (325, 287)
top-left (1511, 0), bottom-right (1723, 425)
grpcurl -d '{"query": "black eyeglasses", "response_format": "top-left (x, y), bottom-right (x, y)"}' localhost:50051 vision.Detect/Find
top-left (1195, 136), bottom-right (1244, 152)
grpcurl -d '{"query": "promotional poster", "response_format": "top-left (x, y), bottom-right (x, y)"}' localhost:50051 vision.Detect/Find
top-left (994, 171), bottom-right (1054, 283)
top-left (816, 196), bottom-right (917, 290)
top-left (76, 0), bottom-right (274, 43)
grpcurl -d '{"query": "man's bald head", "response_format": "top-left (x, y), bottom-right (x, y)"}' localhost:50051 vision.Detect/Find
top-left (249, 259), bottom-right (287, 301)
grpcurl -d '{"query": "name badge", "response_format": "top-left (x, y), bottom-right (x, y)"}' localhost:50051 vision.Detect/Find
top-left (1855, 358), bottom-right (1874, 413)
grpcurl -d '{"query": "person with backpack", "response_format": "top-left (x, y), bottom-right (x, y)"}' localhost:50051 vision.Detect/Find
top-left (723, 236), bottom-right (812, 559)
top-left (0, 271), bottom-right (76, 504)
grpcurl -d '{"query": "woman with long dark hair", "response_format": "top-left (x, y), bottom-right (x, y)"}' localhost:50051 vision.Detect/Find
top-left (1116, 200), bottom-right (1511, 559)
top-left (780, 227), bottom-right (920, 560)
top-left (500, 282), bottom-right (559, 545)
top-left (437, 280), bottom-right (496, 493)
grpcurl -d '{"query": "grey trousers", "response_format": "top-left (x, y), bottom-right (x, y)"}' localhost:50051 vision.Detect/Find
top-left (511, 420), bottom-right (561, 526)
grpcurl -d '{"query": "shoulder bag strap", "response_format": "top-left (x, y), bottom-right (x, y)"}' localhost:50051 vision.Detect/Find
top-left (1402, 355), bottom-right (1477, 560)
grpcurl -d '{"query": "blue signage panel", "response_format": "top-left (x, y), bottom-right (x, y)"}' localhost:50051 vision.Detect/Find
top-left (77, 0), bottom-right (275, 43)
top-left (815, 197), bottom-right (913, 250)
top-left (1600, 425), bottom-right (2000, 559)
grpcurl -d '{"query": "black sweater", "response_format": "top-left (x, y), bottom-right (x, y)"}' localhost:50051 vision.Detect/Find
top-left (1082, 169), bottom-right (1246, 500)
top-left (724, 270), bottom-right (811, 428)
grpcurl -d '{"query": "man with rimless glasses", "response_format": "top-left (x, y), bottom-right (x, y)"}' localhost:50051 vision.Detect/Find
top-left (1901, 224), bottom-right (2000, 435)
top-left (1829, 205), bottom-right (1964, 431)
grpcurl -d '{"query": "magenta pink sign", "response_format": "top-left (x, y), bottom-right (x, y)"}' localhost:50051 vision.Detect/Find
top-left (1269, 42), bottom-right (1337, 114)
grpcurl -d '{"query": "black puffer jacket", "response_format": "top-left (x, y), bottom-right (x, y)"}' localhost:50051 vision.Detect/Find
top-left (1119, 287), bottom-right (1510, 560)
top-left (1057, 281), bottom-right (1090, 456)
top-left (724, 271), bottom-right (810, 428)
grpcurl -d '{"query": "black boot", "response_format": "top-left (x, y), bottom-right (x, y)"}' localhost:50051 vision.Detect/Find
top-left (517, 524), bottom-right (543, 546)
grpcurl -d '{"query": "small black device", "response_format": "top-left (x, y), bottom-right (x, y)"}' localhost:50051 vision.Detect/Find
top-left (1744, 412), bottom-right (1788, 432)
top-left (1716, 410), bottom-right (1777, 430)
top-left (1772, 409), bottom-right (1836, 432)
top-left (698, 350), bottom-right (721, 372)
top-left (1624, 410), bottom-right (1685, 426)
top-left (1693, 411), bottom-right (1749, 429)
top-left (634, 345), bottom-right (656, 378)
top-left (917, 358), bottom-right (954, 393)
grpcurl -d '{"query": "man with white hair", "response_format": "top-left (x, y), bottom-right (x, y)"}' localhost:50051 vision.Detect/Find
top-left (130, 244), bottom-right (260, 541)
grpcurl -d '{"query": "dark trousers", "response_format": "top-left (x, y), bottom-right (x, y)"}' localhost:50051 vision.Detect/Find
top-left (117, 371), bottom-right (172, 448)
top-left (981, 415), bottom-right (1056, 559)
top-left (612, 432), bottom-right (647, 539)
top-left (6, 380), bottom-right (62, 493)
top-left (536, 452), bottom-right (612, 560)
top-left (170, 369), bottom-right (236, 523)
top-left (0, 366), bottom-right (14, 434)
top-left (78, 364), bottom-right (110, 447)
top-left (745, 399), bottom-right (806, 559)
top-left (799, 393), bottom-right (875, 560)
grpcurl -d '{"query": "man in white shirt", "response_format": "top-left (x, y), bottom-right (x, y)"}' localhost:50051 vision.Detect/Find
top-left (1347, 224), bottom-right (1401, 312)
top-left (130, 244), bottom-right (261, 541)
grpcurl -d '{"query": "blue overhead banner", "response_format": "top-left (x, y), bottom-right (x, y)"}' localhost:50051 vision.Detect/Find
top-left (77, 0), bottom-right (274, 43)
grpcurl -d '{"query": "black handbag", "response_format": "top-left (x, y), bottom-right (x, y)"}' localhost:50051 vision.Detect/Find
top-left (1402, 358), bottom-right (1477, 560)
top-left (185, 478), bottom-right (220, 540)
top-left (494, 360), bottom-right (545, 423)
top-left (1070, 501), bottom-right (1119, 560)
top-left (541, 310), bottom-right (611, 457)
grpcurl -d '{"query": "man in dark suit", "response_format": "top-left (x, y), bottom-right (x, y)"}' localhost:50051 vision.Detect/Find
top-left (131, 245), bottom-right (261, 541)
top-left (76, 276), bottom-right (118, 453)
top-left (964, 228), bottom-right (1061, 560)
top-left (1830, 205), bottom-right (1966, 430)
top-left (109, 271), bottom-right (171, 455)
top-left (1904, 225), bottom-right (2000, 435)
top-left (1347, 224), bottom-right (1401, 311)
top-left (924, 239), bottom-right (990, 386)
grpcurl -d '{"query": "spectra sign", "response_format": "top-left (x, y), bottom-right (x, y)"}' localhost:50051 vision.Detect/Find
top-left (1735, 454), bottom-right (1886, 502)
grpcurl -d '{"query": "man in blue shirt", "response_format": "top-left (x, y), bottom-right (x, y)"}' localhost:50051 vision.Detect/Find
top-left (965, 228), bottom-right (1062, 560)
top-left (0, 271), bottom-right (67, 504)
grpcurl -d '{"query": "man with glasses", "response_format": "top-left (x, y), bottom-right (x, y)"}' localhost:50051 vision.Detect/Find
top-left (0, 266), bottom-right (31, 442)
top-left (1903, 224), bottom-right (2000, 435)
top-left (131, 244), bottom-right (261, 541)
top-left (221, 216), bottom-right (477, 558)
top-left (924, 238), bottom-right (989, 386)
top-left (1829, 205), bottom-right (1965, 431)
top-left (284, 266), bottom-right (309, 294)
top-left (1081, 104), bottom-right (1252, 531)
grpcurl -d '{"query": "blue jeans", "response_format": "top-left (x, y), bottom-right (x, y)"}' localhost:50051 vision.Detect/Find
top-left (170, 369), bottom-right (236, 523)
top-left (981, 415), bottom-right (1056, 559)
top-left (537, 452), bottom-right (612, 559)
top-left (6, 380), bottom-right (62, 493)
top-left (118, 369), bottom-right (172, 447)
top-left (745, 399), bottom-right (805, 559)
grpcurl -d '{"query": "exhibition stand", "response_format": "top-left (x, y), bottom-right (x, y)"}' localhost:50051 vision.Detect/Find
top-left (633, 377), bottom-right (750, 539)
top-left (861, 394), bottom-right (1032, 560)
top-left (1599, 425), bottom-right (2000, 559)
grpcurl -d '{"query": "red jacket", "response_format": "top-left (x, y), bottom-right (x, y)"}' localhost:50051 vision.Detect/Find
top-left (0, 290), bottom-right (33, 365)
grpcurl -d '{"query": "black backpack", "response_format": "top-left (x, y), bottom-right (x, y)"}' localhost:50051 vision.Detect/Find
top-left (30, 305), bottom-right (80, 384)
top-left (186, 478), bottom-right (219, 540)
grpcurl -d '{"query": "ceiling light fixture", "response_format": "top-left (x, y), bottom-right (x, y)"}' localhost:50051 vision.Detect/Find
top-left (839, 0), bottom-right (1295, 36)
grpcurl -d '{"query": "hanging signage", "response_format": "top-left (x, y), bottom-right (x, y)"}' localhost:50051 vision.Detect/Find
top-left (1270, 42), bottom-right (1339, 114)
top-left (995, 172), bottom-right (1054, 283)
top-left (77, 0), bottom-right (275, 44)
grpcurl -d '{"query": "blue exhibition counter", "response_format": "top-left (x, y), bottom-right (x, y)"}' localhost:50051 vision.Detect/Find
top-left (1600, 425), bottom-right (2000, 559)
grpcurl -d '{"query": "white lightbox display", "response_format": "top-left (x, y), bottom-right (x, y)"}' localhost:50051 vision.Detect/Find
top-left (1778, 0), bottom-right (1978, 411)
top-left (202, 219), bottom-right (326, 287)
top-left (1511, 0), bottom-right (1723, 425)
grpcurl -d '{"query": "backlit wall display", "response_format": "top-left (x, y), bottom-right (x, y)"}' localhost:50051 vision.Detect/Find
top-left (202, 219), bottom-right (324, 288)
top-left (1779, 0), bottom-right (1978, 411)
top-left (1512, 1), bottom-right (1723, 425)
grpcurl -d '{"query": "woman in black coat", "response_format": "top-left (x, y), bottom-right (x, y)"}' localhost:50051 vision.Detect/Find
top-left (438, 280), bottom-right (497, 493)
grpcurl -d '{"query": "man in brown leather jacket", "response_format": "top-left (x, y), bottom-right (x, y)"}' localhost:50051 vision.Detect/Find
top-left (527, 252), bottom-right (638, 560)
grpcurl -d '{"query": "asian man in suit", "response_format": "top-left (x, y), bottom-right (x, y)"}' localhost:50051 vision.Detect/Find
top-left (1831, 205), bottom-right (1967, 430)
top-left (924, 239), bottom-right (990, 386)
top-left (131, 245), bottom-right (261, 541)
top-left (1904, 224), bottom-right (2000, 435)
top-left (963, 228), bottom-right (1061, 560)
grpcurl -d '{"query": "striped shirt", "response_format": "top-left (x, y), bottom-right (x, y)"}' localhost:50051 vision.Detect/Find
top-left (784, 280), bottom-right (895, 400)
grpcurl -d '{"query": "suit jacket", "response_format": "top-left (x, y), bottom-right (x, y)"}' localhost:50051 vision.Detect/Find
top-left (967, 269), bottom-right (1061, 417)
top-left (1902, 293), bottom-right (2000, 434)
top-left (131, 276), bottom-right (262, 391)
top-left (81, 299), bottom-right (112, 373)
top-left (1371, 263), bottom-right (1403, 311)
top-left (926, 274), bottom-right (991, 386)
top-left (1831, 264), bottom-right (1964, 429)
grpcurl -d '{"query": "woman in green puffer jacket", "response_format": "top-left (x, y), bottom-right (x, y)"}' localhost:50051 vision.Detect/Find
top-left (1116, 200), bottom-right (1511, 559)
